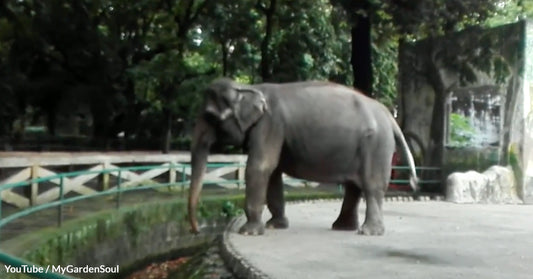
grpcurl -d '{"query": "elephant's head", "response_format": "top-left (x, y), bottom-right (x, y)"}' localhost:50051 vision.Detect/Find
top-left (202, 78), bottom-right (268, 144)
top-left (188, 78), bottom-right (268, 233)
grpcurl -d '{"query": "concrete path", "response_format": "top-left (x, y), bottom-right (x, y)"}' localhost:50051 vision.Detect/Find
top-left (223, 200), bottom-right (533, 279)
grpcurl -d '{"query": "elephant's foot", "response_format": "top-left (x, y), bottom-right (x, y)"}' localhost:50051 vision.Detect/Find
top-left (331, 220), bottom-right (357, 231)
top-left (238, 221), bottom-right (265, 235)
top-left (331, 217), bottom-right (358, 231)
top-left (266, 216), bottom-right (289, 229)
top-left (358, 222), bottom-right (384, 236)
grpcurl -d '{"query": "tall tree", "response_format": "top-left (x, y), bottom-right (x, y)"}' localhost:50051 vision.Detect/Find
top-left (332, 0), bottom-right (501, 96)
top-left (1, 0), bottom-right (518, 153)
top-left (330, 0), bottom-right (373, 95)
top-left (128, 0), bottom-right (217, 153)
top-left (201, 0), bottom-right (258, 78)
top-left (257, 0), bottom-right (278, 81)
top-left (272, 0), bottom-right (346, 82)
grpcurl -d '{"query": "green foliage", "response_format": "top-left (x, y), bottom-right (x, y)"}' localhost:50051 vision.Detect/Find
top-left (197, 200), bottom-right (244, 219)
top-left (371, 22), bottom-right (398, 109)
top-left (221, 200), bottom-right (244, 217)
top-left (449, 113), bottom-right (476, 146)
top-left (485, 0), bottom-right (533, 27)
top-left (270, 0), bottom-right (348, 82)
top-left (0, 0), bottom-right (527, 148)
top-left (383, 0), bottom-right (501, 40)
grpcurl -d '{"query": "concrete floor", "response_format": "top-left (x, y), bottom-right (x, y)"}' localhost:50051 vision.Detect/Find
top-left (225, 200), bottom-right (533, 279)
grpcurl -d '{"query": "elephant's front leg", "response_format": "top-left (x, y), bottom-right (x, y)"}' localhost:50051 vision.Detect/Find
top-left (266, 168), bottom-right (289, 229)
top-left (239, 163), bottom-right (275, 235)
top-left (238, 120), bottom-right (283, 235)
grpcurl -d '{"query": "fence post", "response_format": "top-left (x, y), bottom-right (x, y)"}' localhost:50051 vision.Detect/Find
top-left (102, 162), bottom-right (110, 191)
top-left (181, 165), bottom-right (186, 198)
top-left (116, 170), bottom-right (122, 209)
top-left (0, 190), bottom-right (2, 240)
top-left (58, 176), bottom-right (64, 227)
top-left (237, 162), bottom-right (245, 190)
top-left (169, 162), bottom-right (176, 186)
top-left (30, 164), bottom-right (39, 206)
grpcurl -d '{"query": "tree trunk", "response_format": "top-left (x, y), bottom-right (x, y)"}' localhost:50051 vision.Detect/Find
top-left (221, 42), bottom-right (229, 77)
top-left (90, 93), bottom-right (111, 150)
top-left (351, 12), bottom-right (372, 96)
top-left (426, 42), bottom-right (447, 168)
top-left (46, 105), bottom-right (57, 136)
top-left (162, 108), bottom-right (172, 154)
top-left (428, 92), bottom-right (446, 166)
top-left (397, 38), bottom-right (407, 129)
top-left (259, 0), bottom-right (277, 82)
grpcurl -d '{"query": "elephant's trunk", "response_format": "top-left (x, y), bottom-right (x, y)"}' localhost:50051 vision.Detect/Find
top-left (188, 149), bottom-right (208, 233)
top-left (188, 121), bottom-right (214, 233)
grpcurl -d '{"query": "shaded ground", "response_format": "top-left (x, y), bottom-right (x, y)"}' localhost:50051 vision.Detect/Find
top-left (226, 200), bottom-right (533, 279)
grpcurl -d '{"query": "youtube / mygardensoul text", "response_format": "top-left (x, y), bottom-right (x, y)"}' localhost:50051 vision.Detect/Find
top-left (4, 264), bottom-right (119, 275)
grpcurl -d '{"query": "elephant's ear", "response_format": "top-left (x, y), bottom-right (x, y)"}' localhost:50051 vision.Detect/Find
top-left (233, 86), bottom-right (269, 132)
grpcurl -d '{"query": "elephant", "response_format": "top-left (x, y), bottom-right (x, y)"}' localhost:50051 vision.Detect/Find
top-left (188, 77), bottom-right (418, 236)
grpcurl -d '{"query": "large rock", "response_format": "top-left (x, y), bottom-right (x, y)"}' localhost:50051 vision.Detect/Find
top-left (446, 165), bottom-right (522, 204)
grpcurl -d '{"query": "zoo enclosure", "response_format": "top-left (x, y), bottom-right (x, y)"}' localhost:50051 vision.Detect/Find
top-left (0, 153), bottom-right (440, 278)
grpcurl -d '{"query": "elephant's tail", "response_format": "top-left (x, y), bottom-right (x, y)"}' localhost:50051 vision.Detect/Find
top-left (390, 114), bottom-right (419, 192)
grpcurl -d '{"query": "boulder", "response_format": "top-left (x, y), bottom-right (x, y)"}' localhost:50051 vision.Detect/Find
top-left (446, 165), bottom-right (522, 204)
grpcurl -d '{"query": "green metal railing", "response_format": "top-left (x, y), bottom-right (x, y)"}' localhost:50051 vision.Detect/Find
top-left (0, 163), bottom-right (440, 279)
top-left (390, 165), bottom-right (442, 185)
top-left (0, 163), bottom-right (237, 279)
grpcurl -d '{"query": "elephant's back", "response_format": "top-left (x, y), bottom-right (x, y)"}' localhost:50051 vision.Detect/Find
top-left (264, 81), bottom-right (395, 181)
top-left (262, 81), bottom-right (378, 110)
top-left (265, 82), bottom-right (378, 126)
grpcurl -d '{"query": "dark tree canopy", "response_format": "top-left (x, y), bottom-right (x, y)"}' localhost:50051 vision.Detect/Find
top-left (0, 0), bottom-right (525, 151)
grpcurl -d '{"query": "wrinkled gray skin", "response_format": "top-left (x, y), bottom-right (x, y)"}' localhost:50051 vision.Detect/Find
top-left (188, 78), bottom-right (418, 236)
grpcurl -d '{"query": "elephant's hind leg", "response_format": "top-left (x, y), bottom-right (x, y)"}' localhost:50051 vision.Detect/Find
top-left (266, 168), bottom-right (289, 229)
top-left (332, 182), bottom-right (361, 231)
top-left (360, 185), bottom-right (385, 236)
top-left (359, 163), bottom-right (389, 235)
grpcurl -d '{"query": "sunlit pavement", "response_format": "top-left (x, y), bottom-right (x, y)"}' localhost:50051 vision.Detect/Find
top-left (223, 200), bottom-right (533, 279)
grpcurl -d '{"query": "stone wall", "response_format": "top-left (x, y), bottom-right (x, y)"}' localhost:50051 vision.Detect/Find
top-left (522, 21), bottom-right (533, 203)
top-left (398, 20), bottom-right (533, 201)
top-left (446, 165), bottom-right (521, 204)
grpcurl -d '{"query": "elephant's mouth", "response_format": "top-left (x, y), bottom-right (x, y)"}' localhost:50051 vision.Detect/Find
top-left (215, 123), bottom-right (243, 145)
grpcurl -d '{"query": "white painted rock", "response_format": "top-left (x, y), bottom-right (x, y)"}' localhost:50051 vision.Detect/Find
top-left (446, 165), bottom-right (521, 204)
